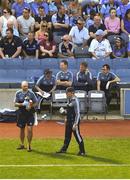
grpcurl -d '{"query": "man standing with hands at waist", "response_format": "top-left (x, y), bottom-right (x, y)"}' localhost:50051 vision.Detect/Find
top-left (56, 87), bottom-right (86, 156)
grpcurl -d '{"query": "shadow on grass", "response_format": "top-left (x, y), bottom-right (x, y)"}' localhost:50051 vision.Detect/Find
top-left (32, 149), bottom-right (75, 160)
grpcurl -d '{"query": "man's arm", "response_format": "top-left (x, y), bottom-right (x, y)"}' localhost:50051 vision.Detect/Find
top-left (11, 46), bottom-right (22, 58)
top-left (97, 80), bottom-right (101, 91)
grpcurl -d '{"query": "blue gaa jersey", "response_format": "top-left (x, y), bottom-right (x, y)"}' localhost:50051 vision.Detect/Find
top-left (67, 96), bottom-right (80, 124)
top-left (76, 70), bottom-right (92, 84)
top-left (14, 90), bottom-right (37, 112)
top-left (36, 75), bottom-right (56, 92)
top-left (23, 39), bottom-right (39, 56)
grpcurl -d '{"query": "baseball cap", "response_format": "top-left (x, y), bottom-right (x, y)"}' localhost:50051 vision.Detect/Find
top-left (95, 29), bottom-right (104, 36)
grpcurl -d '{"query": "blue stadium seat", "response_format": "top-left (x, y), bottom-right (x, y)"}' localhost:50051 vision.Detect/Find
top-left (116, 69), bottom-right (130, 82)
top-left (25, 69), bottom-right (43, 83)
top-left (23, 59), bottom-right (41, 69)
top-left (0, 59), bottom-right (6, 69)
top-left (40, 58), bottom-right (59, 70)
top-left (0, 69), bottom-right (8, 82)
top-left (4, 58), bottom-right (24, 69)
top-left (112, 58), bottom-right (130, 70)
top-left (7, 69), bottom-right (26, 82)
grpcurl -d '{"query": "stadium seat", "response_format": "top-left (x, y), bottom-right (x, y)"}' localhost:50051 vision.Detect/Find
top-left (40, 58), bottom-right (59, 70)
top-left (4, 58), bottom-right (24, 69)
top-left (7, 69), bottom-right (26, 82)
top-left (25, 69), bottom-right (43, 83)
top-left (112, 58), bottom-right (130, 70)
top-left (116, 69), bottom-right (130, 82)
top-left (23, 59), bottom-right (41, 69)
top-left (0, 59), bottom-right (6, 69)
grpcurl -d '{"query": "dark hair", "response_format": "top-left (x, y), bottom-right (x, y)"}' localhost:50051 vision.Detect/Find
top-left (103, 64), bottom-right (110, 70)
top-left (3, 8), bottom-right (12, 15)
top-left (66, 87), bottom-right (75, 93)
top-left (124, 9), bottom-right (130, 20)
top-left (109, 7), bottom-right (116, 13)
top-left (44, 68), bottom-right (52, 75)
top-left (6, 28), bottom-right (13, 34)
top-left (38, 6), bottom-right (44, 10)
top-left (44, 31), bottom-right (53, 42)
top-left (60, 60), bottom-right (68, 67)
top-left (24, 7), bottom-right (30, 12)
top-left (80, 61), bottom-right (88, 68)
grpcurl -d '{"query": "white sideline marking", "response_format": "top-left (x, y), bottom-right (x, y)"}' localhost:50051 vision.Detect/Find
top-left (0, 164), bottom-right (130, 167)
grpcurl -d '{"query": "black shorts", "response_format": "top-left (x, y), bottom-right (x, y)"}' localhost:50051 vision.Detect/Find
top-left (17, 110), bottom-right (35, 128)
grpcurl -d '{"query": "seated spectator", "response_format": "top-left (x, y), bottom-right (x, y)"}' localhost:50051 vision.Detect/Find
top-left (0, 8), bottom-right (18, 37)
top-left (31, 0), bottom-right (49, 16)
top-left (0, 0), bottom-right (11, 16)
top-left (49, 0), bottom-right (66, 15)
top-left (68, 1), bottom-right (82, 18)
top-left (7, 20), bottom-right (19, 37)
top-left (23, 31), bottom-right (39, 59)
top-left (117, 0), bottom-right (130, 19)
top-left (51, 5), bottom-right (69, 36)
top-left (17, 8), bottom-right (35, 40)
top-left (35, 68), bottom-right (56, 111)
top-left (74, 61), bottom-right (93, 92)
top-left (35, 21), bottom-right (48, 42)
top-left (39, 31), bottom-right (56, 58)
top-left (56, 60), bottom-right (73, 90)
top-left (69, 17), bottom-right (90, 47)
top-left (85, 9), bottom-right (96, 29)
top-left (88, 29), bottom-right (112, 59)
top-left (0, 28), bottom-right (22, 59)
top-left (34, 6), bottom-right (51, 31)
top-left (111, 37), bottom-right (127, 58)
top-left (104, 8), bottom-right (120, 44)
top-left (97, 64), bottom-right (120, 106)
top-left (12, 0), bottom-right (30, 18)
top-left (88, 14), bottom-right (107, 45)
top-left (58, 34), bottom-right (75, 58)
top-left (121, 9), bottom-right (130, 55)
top-left (100, 0), bottom-right (120, 19)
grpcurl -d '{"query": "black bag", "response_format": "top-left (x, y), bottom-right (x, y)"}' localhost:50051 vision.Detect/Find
top-left (0, 110), bottom-right (17, 122)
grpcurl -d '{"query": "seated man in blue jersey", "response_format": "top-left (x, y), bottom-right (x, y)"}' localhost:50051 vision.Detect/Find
top-left (23, 31), bottom-right (39, 59)
top-left (74, 61), bottom-right (93, 92)
top-left (97, 64), bottom-right (120, 106)
top-left (35, 68), bottom-right (56, 111)
top-left (56, 60), bottom-right (73, 90)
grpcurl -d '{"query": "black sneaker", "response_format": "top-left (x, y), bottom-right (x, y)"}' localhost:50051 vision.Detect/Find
top-left (27, 145), bottom-right (32, 152)
top-left (77, 152), bottom-right (86, 156)
top-left (17, 145), bottom-right (25, 150)
top-left (56, 150), bottom-right (66, 154)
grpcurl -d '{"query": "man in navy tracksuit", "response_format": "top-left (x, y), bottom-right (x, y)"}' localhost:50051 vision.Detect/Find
top-left (56, 87), bottom-right (86, 156)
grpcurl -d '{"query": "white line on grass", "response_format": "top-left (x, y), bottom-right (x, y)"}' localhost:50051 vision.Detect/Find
top-left (0, 164), bottom-right (130, 167)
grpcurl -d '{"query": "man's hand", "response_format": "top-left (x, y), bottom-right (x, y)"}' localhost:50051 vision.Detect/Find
top-left (72, 123), bottom-right (78, 131)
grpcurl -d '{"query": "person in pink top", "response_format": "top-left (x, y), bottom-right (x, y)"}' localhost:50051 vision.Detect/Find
top-left (104, 7), bottom-right (120, 44)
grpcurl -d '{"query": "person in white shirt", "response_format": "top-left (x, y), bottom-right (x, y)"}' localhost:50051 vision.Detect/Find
top-left (88, 29), bottom-right (112, 59)
top-left (17, 7), bottom-right (35, 40)
top-left (69, 17), bottom-right (90, 47)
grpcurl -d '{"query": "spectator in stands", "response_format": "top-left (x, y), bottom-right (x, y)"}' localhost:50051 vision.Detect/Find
top-left (85, 9), bottom-right (96, 29)
top-left (88, 29), bottom-right (112, 59)
top-left (104, 8), bottom-right (121, 44)
top-left (68, 1), bottom-right (82, 19)
top-left (117, 0), bottom-right (130, 19)
top-left (12, 0), bottom-right (30, 18)
top-left (35, 68), bottom-right (56, 111)
top-left (34, 6), bottom-right (51, 31)
top-left (17, 7), bottom-right (35, 40)
top-left (14, 81), bottom-right (37, 152)
top-left (49, 0), bottom-right (66, 15)
top-left (0, 8), bottom-right (18, 37)
top-left (111, 37), bottom-right (127, 58)
top-left (58, 34), bottom-right (75, 58)
top-left (23, 31), bottom-right (39, 59)
top-left (51, 5), bottom-right (69, 36)
top-left (7, 20), bottom-right (19, 37)
top-left (0, 28), bottom-right (22, 59)
top-left (31, 0), bottom-right (49, 16)
top-left (97, 64), bottom-right (120, 106)
top-left (69, 11), bottom-right (82, 28)
top-left (69, 17), bottom-right (90, 47)
top-left (35, 21), bottom-right (48, 42)
top-left (56, 60), bottom-right (73, 90)
top-left (75, 61), bottom-right (93, 92)
top-left (100, 0), bottom-right (120, 19)
top-left (39, 31), bottom-right (56, 58)
top-left (0, 0), bottom-right (11, 16)
top-left (121, 9), bottom-right (130, 55)
top-left (88, 14), bottom-right (107, 46)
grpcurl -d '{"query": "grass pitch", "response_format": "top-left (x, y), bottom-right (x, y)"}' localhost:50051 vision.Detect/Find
top-left (0, 138), bottom-right (130, 179)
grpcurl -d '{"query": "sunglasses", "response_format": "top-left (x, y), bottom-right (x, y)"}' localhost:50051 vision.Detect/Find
top-left (77, 22), bottom-right (82, 25)
top-left (3, 11), bottom-right (8, 14)
top-left (63, 39), bottom-right (67, 41)
top-left (44, 34), bottom-right (48, 37)
top-left (42, 25), bottom-right (47, 27)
